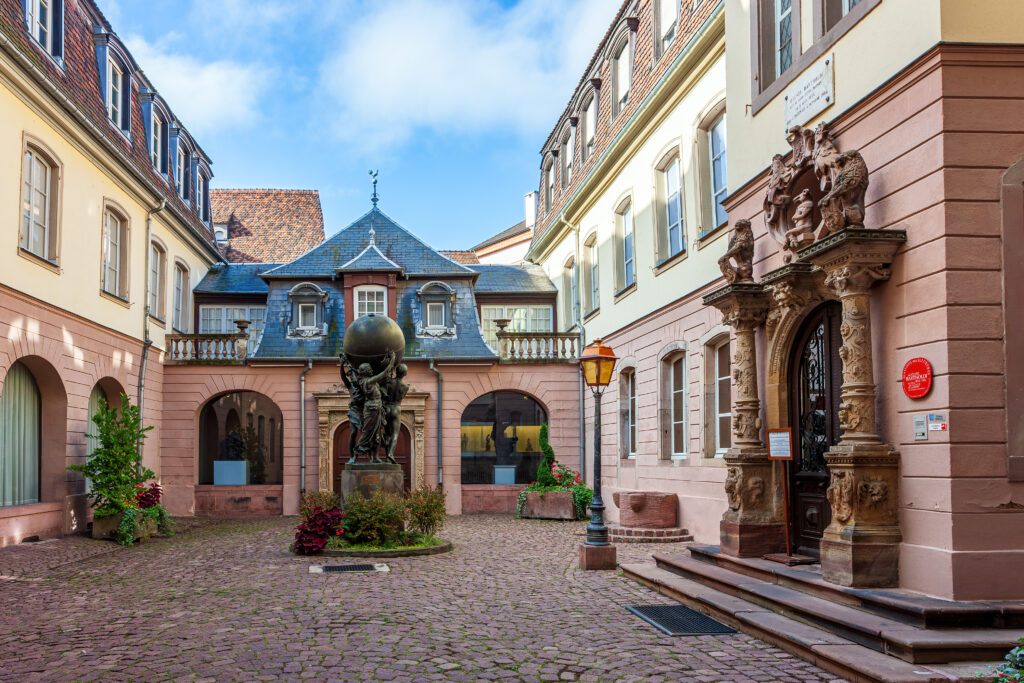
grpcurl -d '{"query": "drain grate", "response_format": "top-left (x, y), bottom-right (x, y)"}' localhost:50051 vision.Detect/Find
top-left (309, 563), bottom-right (389, 574)
top-left (626, 605), bottom-right (736, 636)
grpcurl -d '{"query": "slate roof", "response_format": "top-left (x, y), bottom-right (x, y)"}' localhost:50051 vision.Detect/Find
top-left (470, 263), bottom-right (558, 294)
top-left (338, 242), bottom-right (403, 272)
top-left (262, 208), bottom-right (476, 278)
top-left (194, 263), bottom-right (281, 295)
top-left (211, 189), bottom-right (326, 263)
top-left (439, 250), bottom-right (481, 264)
top-left (471, 220), bottom-right (530, 251)
top-left (0, 0), bottom-right (218, 257)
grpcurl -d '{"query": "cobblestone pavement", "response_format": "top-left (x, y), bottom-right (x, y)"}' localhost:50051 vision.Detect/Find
top-left (0, 516), bottom-right (844, 682)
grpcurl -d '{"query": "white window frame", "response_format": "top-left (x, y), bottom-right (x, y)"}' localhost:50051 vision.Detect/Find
top-left (199, 305), bottom-right (266, 346)
top-left (26, 0), bottom-right (53, 54)
top-left (670, 355), bottom-right (688, 458)
top-left (426, 301), bottom-right (446, 328)
top-left (148, 242), bottom-right (164, 319)
top-left (195, 174), bottom-right (205, 220)
top-left (842, 0), bottom-right (860, 17)
top-left (617, 200), bottom-right (635, 291)
top-left (151, 116), bottom-right (162, 171)
top-left (561, 127), bottom-right (574, 188)
top-left (102, 209), bottom-right (124, 297)
top-left (775, 0), bottom-right (793, 78)
top-left (544, 161), bottom-right (555, 210)
top-left (714, 340), bottom-right (732, 456)
top-left (354, 285), bottom-right (387, 318)
top-left (175, 146), bottom-right (186, 197)
top-left (622, 370), bottom-right (637, 458)
top-left (658, 0), bottom-right (678, 54)
top-left (106, 57), bottom-right (123, 127)
top-left (587, 237), bottom-right (599, 313)
top-left (172, 263), bottom-right (189, 331)
top-left (614, 40), bottom-right (631, 113)
top-left (298, 303), bottom-right (318, 329)
top-left (213, 224), bottom-right (228, 242)
top-left (480, 305), bottom-right (553, 350)
top-left (21, 147), bottom-right (51, 260)
top-left (582, 96), bottom-right (596, 160)
top-left (709, 112), bottom-right (728, 230)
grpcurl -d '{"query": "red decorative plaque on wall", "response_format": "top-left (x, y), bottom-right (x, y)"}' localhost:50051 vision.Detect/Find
top-left (902, 357), bottom-right (932, 399)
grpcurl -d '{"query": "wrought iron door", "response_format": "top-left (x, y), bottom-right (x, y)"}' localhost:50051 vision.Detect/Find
top-left (788, 302), bottom-right (842, 557)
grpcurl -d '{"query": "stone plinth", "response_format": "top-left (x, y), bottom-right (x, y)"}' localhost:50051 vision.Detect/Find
top-left (612, 491), bottom-right (678, 528)
top-left (520, 490), bottom-right (576, 520)
top-left (579, 543), bottom-right (617, 570)
top-left (341, 463), bottom-right (404, 502)
top-left (608, 525), bottom-right (693, 543)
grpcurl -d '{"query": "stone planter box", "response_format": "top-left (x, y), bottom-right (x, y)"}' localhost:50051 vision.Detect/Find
top-left (92, 512), bottom-right (157, 542)
top-left (520, 490), bottom-right (577, 520)
top-left (322, 540), bottom-right (453, 558)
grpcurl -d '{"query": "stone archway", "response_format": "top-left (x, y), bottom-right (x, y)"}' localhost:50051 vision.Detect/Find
top-left (314, 386), bottom-right (427, 493)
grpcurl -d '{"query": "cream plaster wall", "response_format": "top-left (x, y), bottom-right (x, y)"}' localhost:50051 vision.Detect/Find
top-left (538, 54), bottom-right (729, 340)
top-left (939, 0), bottom-right (1024, 42)
top-left (476, 241), bottom-right (529, 264)
top-left (0, 57), bottom-right (215, 353)
top-left (725, 0), bottom-right (942, 188)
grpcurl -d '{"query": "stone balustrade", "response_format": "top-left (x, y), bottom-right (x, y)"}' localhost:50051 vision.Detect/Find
top-left (165, 333), bottom-right (248, 364)
top-left (496, 331), bottom-right (579, 363)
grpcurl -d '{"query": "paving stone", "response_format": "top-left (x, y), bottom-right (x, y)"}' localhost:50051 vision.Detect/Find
top-left (0, 515), bottom-right (841, 681)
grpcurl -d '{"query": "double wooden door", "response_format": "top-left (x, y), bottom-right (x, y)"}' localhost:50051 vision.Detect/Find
top-left (788, 302), bottom-right (843, 557)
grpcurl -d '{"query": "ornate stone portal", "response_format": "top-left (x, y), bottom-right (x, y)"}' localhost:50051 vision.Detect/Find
top-left (708, 121), bottom-right (906, 587)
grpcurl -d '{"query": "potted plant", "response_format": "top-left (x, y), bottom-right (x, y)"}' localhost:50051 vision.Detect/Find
top-left (68, 395), bottom-right (170, 545)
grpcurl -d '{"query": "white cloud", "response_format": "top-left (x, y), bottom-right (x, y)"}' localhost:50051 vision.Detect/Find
top-left (123, 34), bottom-right (272, 136)
top-left (318, 0), bottom-right (621, 153)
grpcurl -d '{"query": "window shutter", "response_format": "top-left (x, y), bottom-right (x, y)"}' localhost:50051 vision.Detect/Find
top-left (51, 0), bottom-right (63, 59)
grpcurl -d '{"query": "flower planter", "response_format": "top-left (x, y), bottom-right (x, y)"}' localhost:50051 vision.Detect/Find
top-left (91, 512), bottom-right (157, 542)
top-left (520, 490), bottom-right (577, 520)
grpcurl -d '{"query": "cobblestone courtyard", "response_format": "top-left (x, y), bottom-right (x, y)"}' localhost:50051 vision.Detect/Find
top-left (0, 516), bottom-right (843, 682)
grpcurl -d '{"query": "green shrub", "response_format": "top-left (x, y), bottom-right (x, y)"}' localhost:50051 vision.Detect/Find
top-left (986, 637), bottom-right (1024, 681)
top-left (407, 486), bottom-right (447, 536)
top-left (535, 423), bottom-right (558, 488)
top-left (68, 395), bottom-right (153, 518)
top-left (343, 490), bottom-right (406, 546)
top-left (299, 490), bottom-right (341, 520)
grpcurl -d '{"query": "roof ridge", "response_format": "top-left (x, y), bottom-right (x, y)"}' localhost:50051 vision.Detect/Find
top-left (211, 188), bottom-right (321, 194)
top-left (365, 207), bottom-right (476, 274)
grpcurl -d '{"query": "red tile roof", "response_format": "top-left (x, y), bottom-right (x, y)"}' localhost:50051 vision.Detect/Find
top-left (211, 189), bottom-right (326, 263)
top-left (440, 250), bottom-right (481, 265)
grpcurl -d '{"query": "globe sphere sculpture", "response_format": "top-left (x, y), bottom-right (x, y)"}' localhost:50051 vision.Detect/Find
top-left (342, 314), bottom-right (406, 373)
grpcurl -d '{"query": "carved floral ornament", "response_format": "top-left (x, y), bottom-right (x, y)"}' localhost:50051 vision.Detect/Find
top-left (763, 122), bottom-right (870, 263)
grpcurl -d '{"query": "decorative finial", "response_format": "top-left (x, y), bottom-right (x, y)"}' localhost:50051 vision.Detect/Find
top-left (368, 226), bottom-right (376, 246)
top-left (369, 169), bottom-right (379, 207)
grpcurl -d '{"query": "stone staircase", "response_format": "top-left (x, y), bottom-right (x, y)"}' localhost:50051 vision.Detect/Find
top-left (621, 546), bottom-right (1024, 683)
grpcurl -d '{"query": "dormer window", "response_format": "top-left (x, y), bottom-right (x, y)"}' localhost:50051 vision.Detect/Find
top-left (416, 281), bottom-right (456, 338)
top-left (560, 126), bottom-right (575, 188)
top-left (195, 174), bottom-right (207, 221)
top-left (287, 283), bottom-right (328, 337)
top-left (354, 285), bottom-right (387, 317)
top-left (213, 223), bottom-right (228, 242)
top-left (25, 0), bottom-right (62, 60)
top-left (150, 117), bottom-right (162, 170)
top-left (175, 146), bottom-right (188, 198)
top-left (107, 58), bottom-right (122, 125)
top-left (612, 38), bottom-right (632, 115)
top-left (657, 0), bottom-right (678, 57)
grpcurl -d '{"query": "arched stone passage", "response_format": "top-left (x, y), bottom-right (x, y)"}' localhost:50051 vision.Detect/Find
top-left (460, 391), bottom-right (549, 486)
top-left (197, 391), bottom-right (283, 486)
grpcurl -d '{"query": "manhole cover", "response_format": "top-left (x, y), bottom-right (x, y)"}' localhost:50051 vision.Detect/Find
top-left (626, 605), bottom-right (736, 636)
top-left (309, 563), bottom-right (389, 574)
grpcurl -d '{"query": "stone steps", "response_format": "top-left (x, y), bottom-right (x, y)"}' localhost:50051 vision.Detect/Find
top-left (622, 562), bottom-right (1003, 683)
top-left (685, 545), bottom-right (1024, 629)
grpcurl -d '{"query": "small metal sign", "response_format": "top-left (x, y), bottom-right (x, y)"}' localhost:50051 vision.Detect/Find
top-left (767, 429), bottom-right (793, 460)
top-left (913, 415), bottom-right (928, 441)
top-left (784, 54), bottom-right (835, 130)
top-left (927, 413), bottom-right (948, 433)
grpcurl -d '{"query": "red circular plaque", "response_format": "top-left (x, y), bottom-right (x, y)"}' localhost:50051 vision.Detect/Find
top-left (902, 357), bottom-right (932, 399)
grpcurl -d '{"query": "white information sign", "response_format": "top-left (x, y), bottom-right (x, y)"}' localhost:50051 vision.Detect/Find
top-left (767, 429), bottom-right (793, 461)
top-left (784, 54), bottom-right (835, 130)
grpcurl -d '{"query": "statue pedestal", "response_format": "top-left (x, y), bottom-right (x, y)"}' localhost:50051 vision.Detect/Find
top-left (341, 463), bottom-right (404, 502)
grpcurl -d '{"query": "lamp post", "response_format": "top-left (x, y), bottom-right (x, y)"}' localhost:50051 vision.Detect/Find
top-left (578, 338), bottom-right (618, 569)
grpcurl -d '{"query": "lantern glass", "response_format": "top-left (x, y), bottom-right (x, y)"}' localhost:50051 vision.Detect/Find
top-left (579, 339), bottom-right (617, 388)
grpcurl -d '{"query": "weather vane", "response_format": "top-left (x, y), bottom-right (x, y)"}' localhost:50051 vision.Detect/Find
top-left (369, 169), bottom-right (379, 207)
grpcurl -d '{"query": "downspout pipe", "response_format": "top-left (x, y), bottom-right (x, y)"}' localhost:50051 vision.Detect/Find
top-left (428, 359), bottom-right (443, 486)
top-left (137, 199), bottom-right (166, 462)
top-left (299, 360), bottom-right (313, 493)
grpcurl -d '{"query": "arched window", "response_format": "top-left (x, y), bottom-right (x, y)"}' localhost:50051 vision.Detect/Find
top-left (20, 140), bottom-right (61, 264)
top-left (655, 150), bottom-right (686, 263)
top-left (543, 157), bottom-right (555, 212)
top-left (0, 362), bottom-right (41, 507)
top-left (619, 367), bottom-right (637, 458)
top-left (580, 92), bottom-right (597, 162)
top-left (562, 256), bottom-right (578, 329)
top-left (583, 231), bottom-right (599, 314)
top-left (614, 196), bottom-right (636, 292)
top-left (101, 202), bottom-right (129, 300)
top-left (172, 261), bottom-right (190, 331)
top-left (149, 241), bottom-right (166, 321)
top-left (416, 282), bottom-right (455, 336)
top-left (560, 124), bottom-right (575, 188)
top-left (460, 391), bottom-right (548, 485)
top-left (612, 35), bottom-right (632, 116)
top-left (287, 283), bottom-right (327, 337)
top-left (198, 391), bottom-right (283, 486)
top-left (656, 0), bottom-right (679, 57)
top-left (659, 344), bottom-right (688, 459)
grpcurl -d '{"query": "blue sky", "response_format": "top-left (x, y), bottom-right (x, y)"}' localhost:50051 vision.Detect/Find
top-left (96, 0), bottom-right (620, 248)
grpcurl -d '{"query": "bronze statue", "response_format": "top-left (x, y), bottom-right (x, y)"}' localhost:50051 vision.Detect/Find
top-left (718, 220), bottom-right (755, 283)
top-left (339, 354), bottom-right (366, 464)
top-left (354, 351), bottom-right (396, 463)
top-left (380, 363), bottom-right (410, 464)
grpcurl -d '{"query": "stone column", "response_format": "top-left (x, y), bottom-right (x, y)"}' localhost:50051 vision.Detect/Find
top-left (806, 229), bottom-right (905, 587)
top-left (705, 283), bottom-right (785, 557)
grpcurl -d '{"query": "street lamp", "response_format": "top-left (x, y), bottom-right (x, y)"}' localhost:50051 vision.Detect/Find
top-left (578, 338), bottom-right (618, 570)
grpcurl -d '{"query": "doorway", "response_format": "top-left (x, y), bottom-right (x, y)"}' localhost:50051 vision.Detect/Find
top-left (788, 301), bottom-right (842, 557)
top-left (332, 422), bottom-right (412, 495)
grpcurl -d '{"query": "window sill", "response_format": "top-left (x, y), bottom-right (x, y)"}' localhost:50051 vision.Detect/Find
top-left (18, 248), bottom-right (61, 274)
top-left (697, 223), bottom-right (728, 247)
top-left (149, 315), bottom-right (166, 329)
top-left (658, 455), bottom-right (689, 466)
top-left (106, 118), bottom-right (131, 142)
top-left (613, 283), bottom-right (637, 303)
top-left (99, 289), bottom-right (131, 308)
top-left (583, 307), bottom-right (600, 322)
top-left (27, 39), bottom-right (66, 72)
top-left (751, 0), bottom-right (881, 115)
top-left (654, 248), bottom-right (688, 275)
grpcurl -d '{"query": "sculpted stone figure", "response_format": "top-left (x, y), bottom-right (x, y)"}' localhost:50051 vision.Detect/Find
top-left (718, 220), bottom-right (755, 283)
top-left (817, 150), bottom-right (869, 239)
top-left (763, 154), bottom-right (793, 227)
top-left (781, 189), bottom-right (815, 261)
top-left (354, 351), bottom-right (396, 463)
top-left (339, 354), bottom-right (366, 464)
top-left (381, 363), bottom-right (410, 464)
top-left (812, 122), bottom-right (841, 193)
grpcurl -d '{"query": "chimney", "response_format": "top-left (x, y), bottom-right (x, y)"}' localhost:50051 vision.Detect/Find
top-left (523, 191), bottom-right (537, 233)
